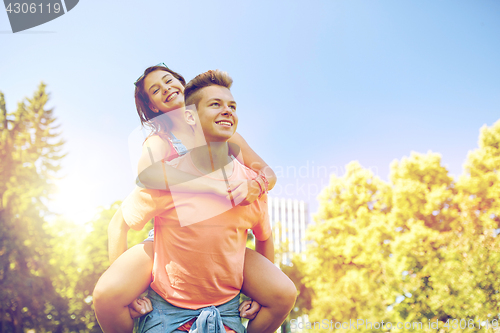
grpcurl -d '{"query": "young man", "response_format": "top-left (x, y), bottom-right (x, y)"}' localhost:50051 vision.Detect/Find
top-left (97, 70), bottom-right (276, 333)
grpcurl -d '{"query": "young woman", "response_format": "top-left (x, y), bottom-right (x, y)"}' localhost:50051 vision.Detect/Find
top-left (93, 65), bottom-right (296, 333)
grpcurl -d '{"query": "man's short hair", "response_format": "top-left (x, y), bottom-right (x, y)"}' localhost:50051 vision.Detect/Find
top-left (184, 70), bottom-right (233, 110)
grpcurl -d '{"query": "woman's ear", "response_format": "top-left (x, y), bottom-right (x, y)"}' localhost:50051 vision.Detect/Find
top-left (149, 103), bottom-right (159, 113)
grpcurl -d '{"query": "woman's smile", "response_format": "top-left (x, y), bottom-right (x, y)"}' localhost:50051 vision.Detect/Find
top-left (144, 70), bottom-right (185, 112)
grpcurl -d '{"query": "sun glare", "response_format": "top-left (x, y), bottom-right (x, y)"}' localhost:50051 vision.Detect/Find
top-left (50, 176), bottom-right (99, 225)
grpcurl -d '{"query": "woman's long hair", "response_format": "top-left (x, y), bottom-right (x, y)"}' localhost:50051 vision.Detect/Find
top-left (134, 65), bottom-right (186, 135)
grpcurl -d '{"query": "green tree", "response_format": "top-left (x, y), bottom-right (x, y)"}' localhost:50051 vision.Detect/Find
top-left (46, 201), bottom-right (152, 332)
top-left (281, 255), bottom-right (312, 319)
top-left (302, 120), bottom-right (500, 332)
top-left (304, 162), bottom-right (394, 327)
top-left (386, 152), bottom-right (456, 327)
top-left (432, 120), bottom-right (500, 324)
top-left (388, 130), bottom-right (500, 328)
top-left (0, 84), bottom-right (68, 332)
top-left (45, 218), bottom-right (90, 332)
top-left (0, 83), bottom-right (154, 332)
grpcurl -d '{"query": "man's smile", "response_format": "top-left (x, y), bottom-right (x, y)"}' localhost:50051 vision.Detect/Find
top-left (215, 120), bottom-right (233, 127)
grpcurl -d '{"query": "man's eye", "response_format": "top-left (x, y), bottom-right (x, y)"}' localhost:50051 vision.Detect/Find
top-left (211, 102), bottom-right (220, 107)
top-left (230, 105), bottom-right (236, 111)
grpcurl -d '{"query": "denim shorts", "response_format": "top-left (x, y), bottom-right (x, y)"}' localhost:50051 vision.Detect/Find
top-left (144, 228), bottom-right (154, 242)
top-left (135, 288), bottom-right (245, 333)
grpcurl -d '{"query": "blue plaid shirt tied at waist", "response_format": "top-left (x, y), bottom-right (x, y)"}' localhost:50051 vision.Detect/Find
top-left (135, 288), bottom-right (245, 333)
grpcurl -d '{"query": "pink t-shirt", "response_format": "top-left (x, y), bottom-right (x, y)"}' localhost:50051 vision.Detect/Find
top-left (122, 153), bottom-right (271, 309)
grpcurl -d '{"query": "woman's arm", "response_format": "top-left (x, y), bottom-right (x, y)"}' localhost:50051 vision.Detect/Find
top-left (137, 132), bottom-right (277, 200)
top-left (225, 132), bottom-right (277, 205)
top-left (139, 160), bottom-right (224, 192)
top-left (137, 135), bottom-right (193, 189)
top-left (228, 132), bottom-right (277, 191)
top-left (137, 135), bottom-right (234, 195)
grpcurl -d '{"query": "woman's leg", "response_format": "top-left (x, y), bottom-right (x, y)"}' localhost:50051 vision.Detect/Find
top-left (93, 241), bottom-right (154, 333)
top-left (242, 248), bottom-right (297, 333)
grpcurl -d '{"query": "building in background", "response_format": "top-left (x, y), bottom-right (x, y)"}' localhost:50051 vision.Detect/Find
top-left (266, 197), bottom-right (310, 333)
top-left (268, 197), bottom-right (309, 265)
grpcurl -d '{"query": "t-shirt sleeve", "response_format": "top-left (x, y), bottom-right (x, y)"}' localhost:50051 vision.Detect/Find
top-left (251, 194), bottom-right (272, 241)
top-left (121, 187), bottom-right (164, 230)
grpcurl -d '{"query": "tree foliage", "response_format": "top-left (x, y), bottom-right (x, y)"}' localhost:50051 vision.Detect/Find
top-left (301, 120), bottom-right (500, 332)
top-left (0, 84), bottom-right (69, 332)
top-left (45, 202), bottom-right (152, 332)
top-left (0, 85), bottom-right (152, 332)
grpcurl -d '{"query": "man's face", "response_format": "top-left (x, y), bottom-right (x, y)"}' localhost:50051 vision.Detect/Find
top-left (196, 85), bottom-right (238, 142)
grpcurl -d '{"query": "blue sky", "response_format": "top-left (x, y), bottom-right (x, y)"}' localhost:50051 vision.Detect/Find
top-left (1, 0), bottom-right (499, 223)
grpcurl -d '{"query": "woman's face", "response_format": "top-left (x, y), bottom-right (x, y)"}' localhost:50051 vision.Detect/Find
top-left (144, 70), bottom-right (185, 113)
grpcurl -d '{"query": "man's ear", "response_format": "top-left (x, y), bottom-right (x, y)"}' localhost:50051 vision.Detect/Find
top-left (184, 108), bottom-right (197, 125)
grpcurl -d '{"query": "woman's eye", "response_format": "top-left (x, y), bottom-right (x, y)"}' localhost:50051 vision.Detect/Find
top-left (211, 102), bottom-right (220, 107)
top-left (153, 89), bottom-right (159, 94)
top-left (166, 79), bottom-right (172, 84)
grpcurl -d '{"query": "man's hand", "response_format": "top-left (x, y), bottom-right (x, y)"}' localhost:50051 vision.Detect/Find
top-left (128, 297), bottom-right (153, 319)
top-left (239, 299), bottom-right (261, 320)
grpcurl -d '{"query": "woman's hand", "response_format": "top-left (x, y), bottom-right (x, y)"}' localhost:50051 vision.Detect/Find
top-left (210, 177), bottom-right (263, 206)
top-left (128, 296), bottom-right (153, 319)
top-left (239, 299), bottom-right (261, 320)
top-left (228, 179), bottom-right (261, 206)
